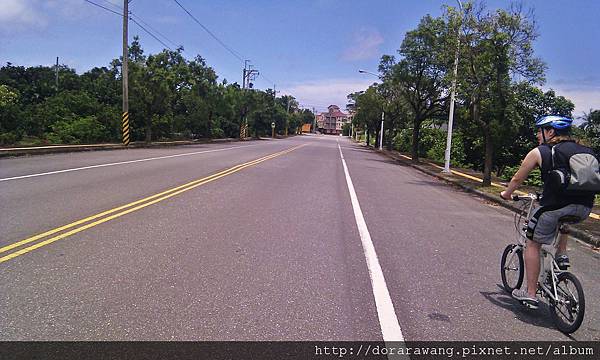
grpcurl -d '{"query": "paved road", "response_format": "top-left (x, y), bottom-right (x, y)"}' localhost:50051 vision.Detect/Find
top-left (1, 135), bottom-right (599, 341)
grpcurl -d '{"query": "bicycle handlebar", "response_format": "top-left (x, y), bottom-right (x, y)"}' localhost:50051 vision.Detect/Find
top-left (512, 193), bottom-right (540, 201)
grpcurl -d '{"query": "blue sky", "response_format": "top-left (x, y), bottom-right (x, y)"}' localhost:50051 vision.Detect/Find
top-left (1, 0), bottom-right (598, 116)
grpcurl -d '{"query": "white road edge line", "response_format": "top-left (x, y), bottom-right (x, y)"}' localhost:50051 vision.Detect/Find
top-left (337, 141), bottom-right (405, 342)
top-left (0, 144), bottom-right (260, 182)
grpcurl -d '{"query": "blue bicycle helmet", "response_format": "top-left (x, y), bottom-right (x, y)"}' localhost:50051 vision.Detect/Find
top-left (535, 115), bottom-right (573, 130)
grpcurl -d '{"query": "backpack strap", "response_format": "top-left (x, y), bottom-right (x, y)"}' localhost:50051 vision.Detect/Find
top-left (550, 141), bottom-right (567, 169)
top-left (538, 144), bottom-right (552, 175)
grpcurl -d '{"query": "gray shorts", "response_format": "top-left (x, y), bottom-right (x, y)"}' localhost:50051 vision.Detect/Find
top-left (527, 204), bottom-right (592, 245)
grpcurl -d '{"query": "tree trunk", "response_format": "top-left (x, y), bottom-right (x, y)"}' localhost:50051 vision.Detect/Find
top-left (483, 126), bottom-right (493, 186)
top-left (366, 129), bottom-right (370, 147)
top-left (386, 118), bottom-right (395, 150)
top-left (411, 118), bottom-right (421, 163)
top-left (375, 127), bottom-right (380, 149)
top-left (253, 118), bottom-right (259, 139)
top-left (207, 111), bottom-right (213, 138)
top-left (145, 118), bottom-right (152, 143)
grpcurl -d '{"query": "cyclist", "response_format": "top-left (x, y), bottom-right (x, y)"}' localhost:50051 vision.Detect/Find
top-left (500, 115), bottom-right (594, 308)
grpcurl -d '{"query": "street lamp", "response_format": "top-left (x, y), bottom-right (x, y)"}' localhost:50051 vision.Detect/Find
top-left (443, 0), bottom-right (463, 173)
top-left (358, 69), bottom-right (384, 151)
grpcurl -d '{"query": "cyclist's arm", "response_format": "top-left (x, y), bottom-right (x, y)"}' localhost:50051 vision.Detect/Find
top-left (501, 148), bottom-right (542, 199)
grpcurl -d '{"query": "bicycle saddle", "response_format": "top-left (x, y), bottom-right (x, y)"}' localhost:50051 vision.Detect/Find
top-left (558, 215), bottom-right (581, 224)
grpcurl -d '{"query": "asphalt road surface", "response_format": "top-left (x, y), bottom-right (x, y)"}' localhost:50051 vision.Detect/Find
top-left (1, 135), bottom-right (599, 341)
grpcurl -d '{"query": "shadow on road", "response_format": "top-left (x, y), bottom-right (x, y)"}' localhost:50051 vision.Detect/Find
top-left (403, 180), bottom-right (450, 188)
top-left (480, 286), bottom-right (560, 332)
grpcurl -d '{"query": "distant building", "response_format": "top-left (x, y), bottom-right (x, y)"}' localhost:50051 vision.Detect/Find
top-left (317, 105), bottom-right (351, 135)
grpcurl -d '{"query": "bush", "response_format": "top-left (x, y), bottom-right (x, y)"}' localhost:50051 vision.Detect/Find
top-left (393, 129), bottom-right (411, 152)
top-left (211, 127), bottom-right (225, 139)
top-left (501, 165), bottom-right (543, 187)
top-left (0, 132), bottom-right (18, 145)
top-left (393, 127), bottom-right (467, 166)
top-left (47, 116), bottom-right (108, 144)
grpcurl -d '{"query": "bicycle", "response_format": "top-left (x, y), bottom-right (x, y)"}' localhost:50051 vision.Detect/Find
top-left (500, 193), bottom-right (586, 334)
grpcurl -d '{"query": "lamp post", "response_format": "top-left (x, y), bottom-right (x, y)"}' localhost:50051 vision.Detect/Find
top-left (443, 0), bottom-right (463, 173)
top-left (358, 69), bottom-right (384, 151)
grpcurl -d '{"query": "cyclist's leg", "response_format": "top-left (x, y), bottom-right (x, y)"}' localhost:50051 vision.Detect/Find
top-left (524, 240), bottom-right (541, 298)
top-left (556, 227), bottom-right (569, 255)
top-left (522, 206), bottom-right (558, 297)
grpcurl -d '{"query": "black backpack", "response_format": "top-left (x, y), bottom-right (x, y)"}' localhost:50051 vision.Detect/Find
top-left (548, 141), bottom-right (600, 194)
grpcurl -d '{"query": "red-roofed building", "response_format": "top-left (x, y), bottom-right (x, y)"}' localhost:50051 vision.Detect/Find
top-left (318, 105), bottom-right (351, 135)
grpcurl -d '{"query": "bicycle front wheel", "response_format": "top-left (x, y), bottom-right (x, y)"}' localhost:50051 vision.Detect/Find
top-left (550, 272), bottom-right (585, 334)
top-left (501, 244), bottom-right (524, 293)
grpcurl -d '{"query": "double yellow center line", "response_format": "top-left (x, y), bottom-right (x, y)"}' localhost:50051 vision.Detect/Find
top-left (0, 144), bottom-right (306, 264)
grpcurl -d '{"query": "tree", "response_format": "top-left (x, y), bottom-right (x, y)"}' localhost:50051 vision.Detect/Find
top-left (350, 87), bottom-right (384, 146)
top-left (0, 37), bottom-right (306, 145)
top-left (493, 82), bottom-right (574, 176)
top-left (0, 84), bottom-right (20, 144)
top-left (379, 15), bottom-right (448, 162)
top-left (455, 1), bottom-right (546, 185)
top-left (581, 109), bottom-right (600, 153)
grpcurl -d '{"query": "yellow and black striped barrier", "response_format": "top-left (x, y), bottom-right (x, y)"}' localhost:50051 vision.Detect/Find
top-left (240, 122), bottom-right (248, 139)
top-left (122, 112), bottom-right (130, 146)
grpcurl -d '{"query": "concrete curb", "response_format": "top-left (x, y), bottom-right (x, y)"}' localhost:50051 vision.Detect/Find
top-left (0, 138), bottom-right (244, 158)
top-left (362, 143), bottom-right (600, 248)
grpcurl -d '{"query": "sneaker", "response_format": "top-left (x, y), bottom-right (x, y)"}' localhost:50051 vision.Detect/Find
top-left (512, 289), bottom-right (539, 309)
top-left (555, 254), bottom-right (570, 270)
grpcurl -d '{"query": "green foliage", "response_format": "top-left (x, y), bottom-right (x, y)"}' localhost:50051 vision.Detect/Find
top-left (501, 166), bottom-right (543, 187)
top-left (580, 109), bottom-right (600, 153)
top-left (342, 123), bottom-right (351, 136)
top-left (0, 37), bottom-right (305, 145)
top-left (211, 126), bottom-right (225, 139)
top-left (393, 126), bottom-right (468, 166)
top-left (355, 2), bottom-right (583, 188)
top-left (0, 84), bottom-right (18, 107)
top-left (425, 129), bottom-right (467, 167)
top-left (378, 15), bottom-right (447, 161)
top-left (47, 116), bottom-right (108, 144)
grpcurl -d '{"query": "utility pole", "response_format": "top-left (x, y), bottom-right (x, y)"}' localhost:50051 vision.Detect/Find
top-left (313, 107), bottom-right (316, 134)
top-left (379, 111), bottom-right (384, 151)
top-left (55, 57), bottom-right (59, 91)
top-left (443, 0), bottom-right (463, 173)
top-left (121, 0), bottom-right (130, 146)
top-left (273, 84), bottom-right (277, 136)
top-left (240, 60), bottom-right (259, 139)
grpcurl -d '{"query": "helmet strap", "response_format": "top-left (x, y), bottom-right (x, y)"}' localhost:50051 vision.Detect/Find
top-left (541, 129), bottom-right (547, 144)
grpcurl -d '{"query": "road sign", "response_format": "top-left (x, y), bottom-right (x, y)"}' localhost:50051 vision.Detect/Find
top-left (271, 122), bottom-right (275, 129)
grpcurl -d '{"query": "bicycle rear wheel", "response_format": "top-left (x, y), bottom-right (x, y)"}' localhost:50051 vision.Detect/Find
top-left (501, 244), bottom-right (524, 293)
top-left (550, 272), bottom-right (585, 334)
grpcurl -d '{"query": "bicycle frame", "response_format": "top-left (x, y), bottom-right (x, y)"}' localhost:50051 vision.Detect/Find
top-left (511, 194), bottom-right (573, 306)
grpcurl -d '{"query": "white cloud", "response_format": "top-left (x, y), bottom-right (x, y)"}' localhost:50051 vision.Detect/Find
top-left (340, 28), bottom-right (384, 61)
top-left (0, 0), bottom-right (46, 30)
top-left (545, 84), bottom-right (600, 118)
top-left (282, 78), bottom-right (375, 112)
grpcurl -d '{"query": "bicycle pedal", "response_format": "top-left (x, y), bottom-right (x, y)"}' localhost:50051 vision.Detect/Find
top-left (521, 300), bottom-right (539, 310)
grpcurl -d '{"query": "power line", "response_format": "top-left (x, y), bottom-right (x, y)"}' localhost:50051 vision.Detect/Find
top-left (130, 13), bottom-right (180, 49)
top-left (171, 0), bottom-right (244, 63)
top-left (88, 0), bottom-right (281, 93)
top-left (84, 0), bottom-right (120, 16)
top-left (84, 0), bottom-right (172, 51)
top-left (130, 18), bottom-right (172, 50)
top-left (98, 0), bottom-right (180, 50)
top-left (99, 0), bottom-right (122, 11)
